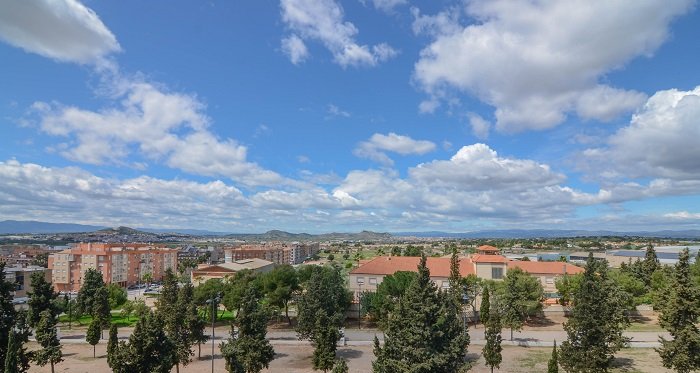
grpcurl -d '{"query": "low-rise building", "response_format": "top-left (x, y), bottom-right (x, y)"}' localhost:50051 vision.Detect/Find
top-left (48, 243), bottom-right (178, 292)
top-left (3, 265), bottom-right (51, 298)
top-left (224, 242), bottom-right (320, 265)
top-left (191, 258), bottom-right (275, 286)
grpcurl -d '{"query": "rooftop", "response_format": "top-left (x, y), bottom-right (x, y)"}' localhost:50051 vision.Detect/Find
top-left (508, 261), bottom-right (584, 275)
top-left (350, 256), bottom-right (475, 278)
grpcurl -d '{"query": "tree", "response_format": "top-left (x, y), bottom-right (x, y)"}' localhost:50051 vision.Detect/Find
top-left (187, 295), bottom-right (209, 359)
top-left (106, 284), bottom-right (127, 309)
top-left (31, 253), bottom-right (49, 268)
top-left (559, 254), bottom-right (630, 373)
top-left (3, 332), bottom-right (18, 373)
top-left (4, 312), bottom-right (30, 373)
top-left (132, 299), bottom-right (150, 320)
top-left (0, 262), bottom-right (17, 371)
top-left (641, 244), bottom-right (660, 287)
top-left (480, 286), bottom-right (491, 326)
top-left (86, 318), bottom-right (101, 358)
top-left (463, 274), bottom-right (483, 323)
top-left (296, 266), bottom-right (350, 371)
top-left (499, 267), bottom-right (544, 341)
top-left (26, 271), bottom-right (58, 327)
top-left (548, 340), bottom-right (558, 373)
top-left (656, 248), bottom-right (700, 372)
top-left (555, 274), bottom-right (583, 306)
top-left (261, 265), bottom-right (299, 325)
top-left (331, 359), bottom-right (348, 373)
top-left (116, 311), bottom-right (175, 373)
top-left (169, 280), bottom-right (196, 373)
top-left (373, 255), bottom-right (470, 373)
top-left (120, 300), bottom-right (134, 321)
top-left (92, 286), bottom-right (111, 338)
top-left (76, 268), bottom-right (106, 315)
top-left (223, 270), bottom-right (260, 315)
top-left (220, 286), bottom-right (275, 373)
top-left (366, 271), bottom-right (417, 328)
top-left (32, 310), bottom-right (62, 373)
top-left (483, 308), bottom-right (502, 373)
top-left (106, 324), bottom-right (119, 368)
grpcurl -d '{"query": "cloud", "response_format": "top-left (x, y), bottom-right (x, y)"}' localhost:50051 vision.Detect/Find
top-left (467, 113), bottom-right (491, 139)
top-left (364, 0), bottom-right (407, 12)
top-left (280, 0), bottom-right (397, 67)
top-left (281, 34), bottom-right (309, 65)
top-left (33, 77), bottom-right (286, 187)
top-left (587, 86), bottom-right (700, 180)
top-left (353, 133), bottom-right (436, 165)
top-left (413, 0), bottom-right (693, 132)
top-left (0, 0), bottom-right (120, 64)
top-left (326, 104), bottom-right (351, 118)
top-left (664, 211), bottom-right (700, 220)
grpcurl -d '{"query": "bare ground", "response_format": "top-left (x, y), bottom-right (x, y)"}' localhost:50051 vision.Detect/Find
top-left (27, 342), bottom-right (671, 373)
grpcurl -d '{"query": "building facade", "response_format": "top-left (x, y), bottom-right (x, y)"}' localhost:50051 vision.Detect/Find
top-left (224, 242), bottom-right (320, 265)
top-left (3, 265), bottom-right (51, 298)
top-left (48, 243), bottom-right (178, 292)
top-left (191, 258), bottom-right (275, 286)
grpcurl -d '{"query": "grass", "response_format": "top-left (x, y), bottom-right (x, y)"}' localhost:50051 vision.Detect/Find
top-left (626, 321), bottom-right (663, 332)
top-left (517, 349), bottom-right (550, 369)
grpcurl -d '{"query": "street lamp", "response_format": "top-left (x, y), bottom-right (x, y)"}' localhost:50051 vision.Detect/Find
top-left (357, 280), bottom-right (364, 330)
top-left (206, 293), bottom-right (222, 373)
top-left (68, 280), bottom-right (74, 330)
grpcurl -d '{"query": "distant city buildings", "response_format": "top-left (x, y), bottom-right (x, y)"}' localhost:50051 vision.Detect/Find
top-left (0, 244), bottom-right (51, 267)
top-left (48, 243), bottom-right (178, 292)
top-left (224, 242), bottom-right (320, 265)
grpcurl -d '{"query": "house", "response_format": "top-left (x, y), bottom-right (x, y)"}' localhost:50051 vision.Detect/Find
top-left (507, 261), bottom-right (584, 293)
top-left (191, 258), bottom-right (275, 286)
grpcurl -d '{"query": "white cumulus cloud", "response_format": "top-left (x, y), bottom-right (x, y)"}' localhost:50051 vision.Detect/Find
top-left (413, 0), bottom-right (692, 132)
top-left (280, 0), bottom-right (397, 67)
top-left (0, 0), bottom-right (120, 64)
top-left (353, 133), bottom-right (436, 166)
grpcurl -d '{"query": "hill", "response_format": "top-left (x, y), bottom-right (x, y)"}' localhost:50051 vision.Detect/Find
top-left (0, 220), bottom-right (106, 234)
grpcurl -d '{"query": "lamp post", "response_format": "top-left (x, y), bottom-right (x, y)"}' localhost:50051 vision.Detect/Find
top-left (206, 293), bottom-right (221, 373)
top-left (357, 280), bottom-right (364, 330)
top-left (68, 280), bottom-right (74, 330)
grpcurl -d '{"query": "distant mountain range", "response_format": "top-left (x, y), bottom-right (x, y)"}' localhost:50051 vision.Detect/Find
top-left (1, 220), bottom-right (699, 239)
top-left (394, 229), bottom-right (700, 239)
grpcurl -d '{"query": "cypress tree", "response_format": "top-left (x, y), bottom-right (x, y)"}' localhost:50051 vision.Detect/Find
top-left (656, 248), bottom-right (700, 372)
top-left (373, 254), bottom-right (470, 373)
top-left (9, 311), bottom-right (30, 373)
top-left (641, 245), bottom-right (660, 288)
top-left (92, 286), bottom-right (111, 339)
top-left (0, 262), bottom-right (17, 373)
top-left (32, 310), bottom-right (63, 373)
top-left (221, 286), bottom-right (275, 373)
top-left (3, 332), bottom-right (18, 373)
top-left (560, 254), bottom-right (630, 373)
top-left (331, 358), bottom-right (348, 373)
top-left (548, 340), bottom-right (558, 373)
top-left (106, 324), bottom-right (119, 368)
top-left (480, 286), bottom-right (490, 326)
top-left (121, 311), bottom-right (175, 373)
top-left (158, 270), bottom-right (193, 373)
top-left (86, 318), bottom-right (101, 358)
top-left (482, 308), bottom-right (502, 373)
top-left (26, 271), bottom-right (58, 327)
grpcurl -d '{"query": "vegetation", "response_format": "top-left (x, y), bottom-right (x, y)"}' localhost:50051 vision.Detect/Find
top-left (483, 307), bottom-right (503, 373)
top-left (480, 285), bottom-right (491, 326)
top-left (373, 254), bottom-right (470, 373)
top-left (26, 272), bottom-right (58, 327)
top-left (548, 340), bottom-right (558, 373)
top-left (364, 271), bottom-right (416, 328)
top-left (560, 254), bottom-right (630, 372)
top-left (86, 318), bottom-right (101, 358)
top-left (260, 265), bottom-right (299, 325)
top-left (498, 267), bottom-right (544, 340)
top-left (32, 310), bottom-right (62, 373)
top-left (76, 269), bottom-right (106, 315)
top-left (108, 311), bottom-right (175, 373)
top-left (106, 284), bottom-right (127, 309)
top-left (656, 248), bottom-right (700, 372)
top-left (220, 286), bottom-right (275, 373)
top-left (0, 262), bottom-right (17, 372)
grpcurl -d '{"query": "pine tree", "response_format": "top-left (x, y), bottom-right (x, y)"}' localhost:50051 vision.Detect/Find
top-left (548, 340), bottom-right (558, 373)
top-left (559, 254), bottom-right (630, 373)
top-left (170, 281), bottom-right (196, 373)
top-left (9, 311), bottom-right (30, 373)
top-left (480, 286), bottom-right (490, 326)
top-left (0, 262), bottom-right (17, 373)
top-left (106, 324), bottom-right (119, 368)
top-left (656, 248), bottom-right (700, 372)
top-left (86, 318), bottom-right (101, 358)
top-left (641, 245), bottom-right (660, 288)
top-left (26, 271), bottom-right (58, 328)
top-left (76, 268), bottom-right (106, 315)
top-left (373, 254), bottom-right (470, 373)
top-left (32, 310), bottom-right (63, 373)
top-left (119, 311), bottom-right (175, 373)
top-left (331, 358), bottom-right (348, 373)
top-left (483, 308), bottom-right (502, 373)
top-left (296, 266), bottom-right (350, 371)
top-left (3, 331), bottom-right (18, 373)
top-left (221, 286), bottom-right (275, 373)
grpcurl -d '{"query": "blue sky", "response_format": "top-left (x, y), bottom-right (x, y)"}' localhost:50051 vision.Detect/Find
top-left (1, 0), bottom-right (699, 233)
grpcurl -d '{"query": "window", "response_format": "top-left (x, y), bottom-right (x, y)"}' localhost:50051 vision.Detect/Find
top-left (491, 267), bottom-right (504, 279)
top-left (546, 277), bottom-right (554, 285)
top-left (442, 281), bottom-right (450, 289)
top-left (356, 277), bottom-right (365, 284)
top-left (369, 278), bottom-right (377, 285)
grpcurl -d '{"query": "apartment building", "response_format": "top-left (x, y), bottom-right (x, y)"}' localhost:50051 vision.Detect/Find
top-left (224, 242), bottom-right (320, 265)
top-left (3, 265), bottom-right (51, 297)
top-left (48, 243), bottom-right (178, 292)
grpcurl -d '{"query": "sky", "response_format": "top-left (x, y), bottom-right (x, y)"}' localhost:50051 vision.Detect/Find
top-left (1, 0), bottom-right (700, 233)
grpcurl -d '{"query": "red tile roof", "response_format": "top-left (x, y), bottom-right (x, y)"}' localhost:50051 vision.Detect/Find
top-left (477, 245), bottom-right (500, 252)
top-left (508, 261), bottom-right (584, 275)
top-left (350, 256), bottom-right (475, 278)
top-left (471, 254), bottom-right (510, 263)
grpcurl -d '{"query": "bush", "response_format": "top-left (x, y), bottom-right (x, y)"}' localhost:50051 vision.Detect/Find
top-left (107, 284), bottom-right (128, 308)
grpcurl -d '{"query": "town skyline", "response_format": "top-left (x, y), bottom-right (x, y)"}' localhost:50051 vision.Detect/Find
top-left (2, 1), bottom-right (700, 233)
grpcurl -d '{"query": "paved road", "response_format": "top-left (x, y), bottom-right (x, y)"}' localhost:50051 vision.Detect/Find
top-left (52, 326), bottom-right (670, 348)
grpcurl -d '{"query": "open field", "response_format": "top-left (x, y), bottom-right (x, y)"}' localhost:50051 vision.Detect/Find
top-left (26, 341), bottom-right (672, 373)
